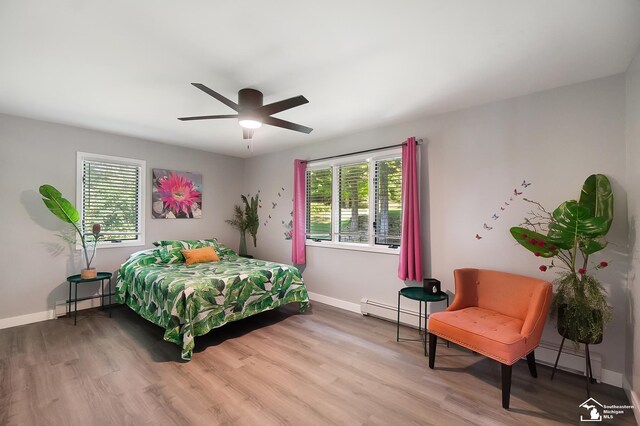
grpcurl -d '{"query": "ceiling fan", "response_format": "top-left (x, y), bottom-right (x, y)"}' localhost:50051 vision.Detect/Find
top-left (178, 83), bottom-right (313, 139)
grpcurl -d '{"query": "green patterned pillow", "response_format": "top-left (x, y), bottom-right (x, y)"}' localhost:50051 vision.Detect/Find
top-left (153, 246), bottom-right (186, 264)
top-left (129, 249), bottom-right (162, 266)
top-left (215, 243), bottom-right (238, 260)
top-left (152, 239), bottom-right (219, 250)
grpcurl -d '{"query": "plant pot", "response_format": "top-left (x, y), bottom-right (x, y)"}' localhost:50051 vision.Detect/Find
top-left (557, 303), bottom-right (604, 344)
top-left (81, 268), bottom-right (97, 279)
top-left (238, 231), bottom-right (248, 256)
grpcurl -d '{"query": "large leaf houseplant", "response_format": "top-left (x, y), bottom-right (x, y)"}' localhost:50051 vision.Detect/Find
top-left (40, 184), bottom-right (103, 278)
top-left (225, 194), bottom-right (259, 256)
top-left (510, 174), bottom-right (613, 346)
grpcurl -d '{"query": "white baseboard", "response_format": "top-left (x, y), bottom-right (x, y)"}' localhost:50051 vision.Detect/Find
top-left (600, 369), bottom-right (624, 389)
top-left (623, 376), bottom-right (640, 423)
top-left (0, 309), bottom-right (56, 330)
top-left (0, 297), bottom-right (110, 330)
top-left (307, 292), bottom-right (361, 313)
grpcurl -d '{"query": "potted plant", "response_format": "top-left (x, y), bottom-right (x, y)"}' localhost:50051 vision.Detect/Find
top-left (243, 194), bottom-right (259, 248)
top-left (40, 184), bottom-right (103, 278)
top-left (225, 194), bottom-right (259, 256)
top-left (510, 174), bottom-right (614, 346)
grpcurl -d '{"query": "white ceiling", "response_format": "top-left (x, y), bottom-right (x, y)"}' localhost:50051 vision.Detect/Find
top-left (1, 1), bottom-right (639, 158)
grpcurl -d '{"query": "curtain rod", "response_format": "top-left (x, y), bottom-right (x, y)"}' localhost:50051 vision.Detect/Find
top-left (306, 138), bottom-right (423, 163)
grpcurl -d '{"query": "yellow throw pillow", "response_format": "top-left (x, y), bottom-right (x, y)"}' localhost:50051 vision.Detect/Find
top-left (181, 246), bottom-right (220, 265)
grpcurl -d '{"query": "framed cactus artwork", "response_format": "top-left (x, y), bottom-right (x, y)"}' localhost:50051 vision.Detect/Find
top-left (152, 169), bottom-right (202, 219)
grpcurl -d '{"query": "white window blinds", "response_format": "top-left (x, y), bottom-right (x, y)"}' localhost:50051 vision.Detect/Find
top-left (338, 162), bottom-right (369, 243)
top-left (374, 157), bottom-right (402, 246)
top-left (80, 154), bottom-right (144, 244)
top-left (306, 167), bottom-right (332, 240)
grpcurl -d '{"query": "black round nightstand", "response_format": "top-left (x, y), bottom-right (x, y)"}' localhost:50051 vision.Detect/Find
top-left (66, 272), bottom-right (113, 325)
top-left (396, 286), bottom-right (449, 356)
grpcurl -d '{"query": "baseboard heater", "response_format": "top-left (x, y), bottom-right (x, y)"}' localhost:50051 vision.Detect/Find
top-left (54, 296), bottom-right (111, 317)
top-left (360, 296), bottom-right (602, 382)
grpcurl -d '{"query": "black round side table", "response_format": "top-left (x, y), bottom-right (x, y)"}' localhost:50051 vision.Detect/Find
top-left (66, 272), bottom-right (113, 325)
top-left (396, 286), bottom-right (449, 356)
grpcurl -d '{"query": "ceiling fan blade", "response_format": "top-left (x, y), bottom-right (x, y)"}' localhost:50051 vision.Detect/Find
top-left (191, 83), bottom-right (240, 112)
top-left (178, 114), bottom-right (238, 121)
top-left (243, 128), bottom-right (254, 139)
top-left (256, 95), bottom-right (309, 116)
top-left (263, 116), bottom-right (313, 134)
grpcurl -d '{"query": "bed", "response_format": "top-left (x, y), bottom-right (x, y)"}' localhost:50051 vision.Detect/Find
top-left (115, 239), bottom-right (310, 360)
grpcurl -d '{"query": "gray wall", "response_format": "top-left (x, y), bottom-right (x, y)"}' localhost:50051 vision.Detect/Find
top-left (244, 74), bottom-right (629, 377)
top-left (625, 46), bottom-right (640, 409)
top-left (0, 114), bottom-right (244, 319)
top-left (0, 72), bottom-right (633, 382)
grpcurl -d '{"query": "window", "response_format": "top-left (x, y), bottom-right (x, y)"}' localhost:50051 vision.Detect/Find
top-left (77, 152), bottom-right (146, 247)
top-left (306, 149), bottom-right (402, 252)
top-left (306, 168), bottom-right (332, 240)
top-left (338, 162), bottom-right (369, 243)
top-left (374, 157), bottom-right (402, 246)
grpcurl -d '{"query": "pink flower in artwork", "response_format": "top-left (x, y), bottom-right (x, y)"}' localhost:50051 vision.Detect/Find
top-left (578, 268), bottom-right (586, 275)
top-left (539, 265), bottom-right (547, 272)
top-left (599, 261), bottom-right (608, 268)
top-left (157, 172), bottom-right (201, 216)
top-left (534, 252), bottom-right (541, 257)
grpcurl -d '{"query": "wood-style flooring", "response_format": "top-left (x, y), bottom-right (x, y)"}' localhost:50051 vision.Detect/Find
top-left (0, 302), bottom-right (635, 425)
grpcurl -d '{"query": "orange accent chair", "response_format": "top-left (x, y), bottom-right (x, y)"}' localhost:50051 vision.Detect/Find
top-left (427, 268), bottom-right (552, 409)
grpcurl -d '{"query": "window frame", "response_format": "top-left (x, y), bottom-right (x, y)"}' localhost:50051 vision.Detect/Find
top-left (306, 147), bottom-right (402, 255)
top-left (76, 152), bottom-right (146, 249)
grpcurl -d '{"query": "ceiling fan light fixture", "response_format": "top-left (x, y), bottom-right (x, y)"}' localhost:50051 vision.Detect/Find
top-left (238, 119), bottom-right (262, 129)
top-left (179, 84), bottom-right (312, 136)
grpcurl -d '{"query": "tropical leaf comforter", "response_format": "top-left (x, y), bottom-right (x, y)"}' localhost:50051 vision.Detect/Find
top-left (116, 246), bottom-right (309, 360)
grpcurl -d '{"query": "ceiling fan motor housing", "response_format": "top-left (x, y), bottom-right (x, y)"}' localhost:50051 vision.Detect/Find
top-left (238, 88), bottom-right (263, 110)
top-left (238, 88), bottom-right (263, 127)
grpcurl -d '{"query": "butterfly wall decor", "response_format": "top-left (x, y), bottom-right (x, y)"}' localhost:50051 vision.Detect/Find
top-left (474, 179), bottom-right (532, 240)
top-left (262, 186), bottom-right (289, 228)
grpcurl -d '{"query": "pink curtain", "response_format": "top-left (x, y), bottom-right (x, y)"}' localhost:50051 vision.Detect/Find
top-left (292, 159), bottom-right (307, 264)
top-left (398, 137), bottom-right (423, 281)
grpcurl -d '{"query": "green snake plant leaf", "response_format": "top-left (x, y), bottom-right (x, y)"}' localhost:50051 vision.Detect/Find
top-left (39, 184), bottom-right (80, 224)
top-left (510, 227), bottom-right (557, 257)
top-left (579, 174), bottom-right (614, 234)
top-left (546, 201), bottom-right (608, 249)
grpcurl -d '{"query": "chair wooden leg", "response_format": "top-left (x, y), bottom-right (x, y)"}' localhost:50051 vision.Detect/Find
top-left (526, 351), bottom-right (538, 378)
top-left (428, 333), bottom-right (437, 369)
top-left (501, 363), bottom-right (512, 409)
